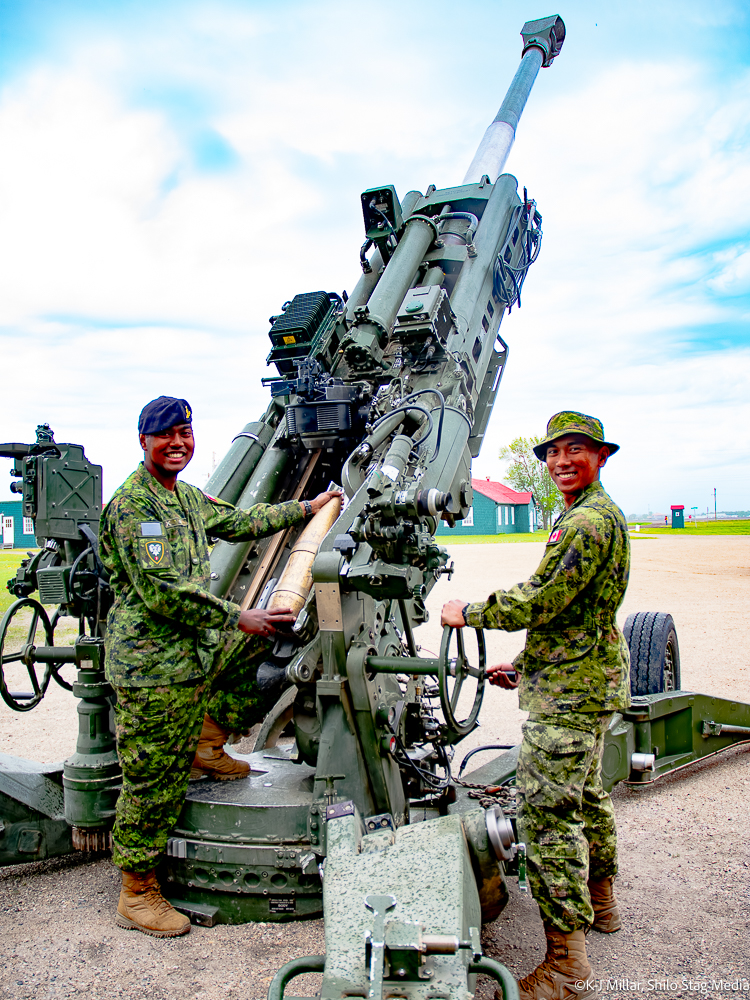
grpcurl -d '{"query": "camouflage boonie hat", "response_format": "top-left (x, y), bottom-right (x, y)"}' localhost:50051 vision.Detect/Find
top-left (532, 411), bottom-right (620, 460)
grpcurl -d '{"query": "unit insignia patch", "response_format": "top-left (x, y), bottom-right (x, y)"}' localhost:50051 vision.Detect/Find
top-left (146, 541), bottom-right (165, 565)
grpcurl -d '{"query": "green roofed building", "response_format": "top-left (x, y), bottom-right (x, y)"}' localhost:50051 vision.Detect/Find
top-left (436, 478), bottom-right (537, 536)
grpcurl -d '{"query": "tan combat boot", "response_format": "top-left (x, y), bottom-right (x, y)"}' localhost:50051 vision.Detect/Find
top-left (588, 876), bottom-right (621, 933)
top-left (515, 927), bottom-right (596, 1000)
top-left (190, 714), bottom-right (250, 781)
top-left (116, 870), bottom-right (191, 937)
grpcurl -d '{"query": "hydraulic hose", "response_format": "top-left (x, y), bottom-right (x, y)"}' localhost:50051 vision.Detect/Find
top-left (266, 956), bottom-right (326, 1000)
top-left (342, 405), bottom-right (433, 498)
top-left (468, 958), bottom-right (519, 1000)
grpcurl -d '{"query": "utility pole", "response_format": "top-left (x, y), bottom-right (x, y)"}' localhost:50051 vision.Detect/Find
top-left (714, 487), bottom-right (717, 521)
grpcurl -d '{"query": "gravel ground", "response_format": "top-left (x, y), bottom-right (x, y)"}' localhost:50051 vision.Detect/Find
top-left (1, 534), bottom-right (749, 999)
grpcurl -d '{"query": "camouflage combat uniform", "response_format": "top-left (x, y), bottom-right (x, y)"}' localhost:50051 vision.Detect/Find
top-left (100, 463), bottom-right (305, 873)
top-left (464, 480), bottom-right (630, 932)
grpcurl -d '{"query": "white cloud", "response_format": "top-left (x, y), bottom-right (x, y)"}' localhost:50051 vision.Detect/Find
top-left (0, 2), bottom-right (748, 516)
top-left (471, 59), bottom-right (750, 512)
top-left (708, 245), bottom-right (750, 296)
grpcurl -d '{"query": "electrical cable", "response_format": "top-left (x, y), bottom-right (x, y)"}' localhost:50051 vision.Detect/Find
top-left (493, 202), bottom-right (543, 312)
top-left (359, 239), bottom-right (374, 273)
top-left (370, 404), bottom-right (433, 447)
top-left (437, 211), bottom-right (479, 244)
top-left (393, 730), bottom-right (452, 790)
top-left (400, 389), bottom-right (445, 463)
top-left (369, 200), bottom-right (394, 232)
top-left (457, 744), bottom-right (516, 779)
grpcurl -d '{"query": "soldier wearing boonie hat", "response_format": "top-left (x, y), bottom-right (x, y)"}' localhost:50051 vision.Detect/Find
top-left (531, 410), bottom-right (620, 460)
top-left (441, 410), bottom-right (630, 1000)
top-left (99, 396), bottom-right (341, 939)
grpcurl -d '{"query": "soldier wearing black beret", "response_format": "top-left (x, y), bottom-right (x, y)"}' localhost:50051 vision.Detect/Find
top-left (100, 397), bottom-right (340, 938)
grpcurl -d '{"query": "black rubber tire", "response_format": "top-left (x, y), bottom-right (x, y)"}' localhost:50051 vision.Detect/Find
top-left (623, 611), bottom-right (681, 695)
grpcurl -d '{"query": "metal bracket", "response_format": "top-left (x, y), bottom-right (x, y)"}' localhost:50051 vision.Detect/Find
top-left (467, 926), bottom-right (482, 963)
top-left (517, 842), bottom-right (528, 892)
top-left (402, 213), bottom-right (441, 248)
top-left (326, 799), bottom-right (355, 821)
top-left (364, 893), bottom-right (397, 1000)
top-left (315, 583), bottom-right (343, 631)
top-left (364, 812), bottom-right (395, 834)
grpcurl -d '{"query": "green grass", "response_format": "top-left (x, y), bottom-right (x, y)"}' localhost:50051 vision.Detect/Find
top-left (0, 550), bottom-right (80, 663)
top-left (0, 550), bottom-right (36, 616)
top-left (628, 520), bottom-right (750, 536)
top-left (440, 521), bottom-right (750, 544)
top-left (438, 531), bottom-right (550, 544)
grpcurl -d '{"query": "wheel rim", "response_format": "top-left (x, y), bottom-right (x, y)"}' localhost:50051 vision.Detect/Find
top-left (663, 637), bottom-right (676, 692)
top-left (0, 598), bottom-right (55, 711)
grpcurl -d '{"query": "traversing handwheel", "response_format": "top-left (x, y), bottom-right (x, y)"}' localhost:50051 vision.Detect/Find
top-left (0, 598), bottom-right (56, 711)
top-left (438, 624), bottom-right (486, 738)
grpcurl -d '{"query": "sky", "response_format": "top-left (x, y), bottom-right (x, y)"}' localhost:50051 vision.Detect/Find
top-left (0, 0), bottom-right (748, 517)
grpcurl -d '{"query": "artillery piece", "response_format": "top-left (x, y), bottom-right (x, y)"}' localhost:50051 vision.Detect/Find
top-left (3, 15), bottom-right (750, 1000)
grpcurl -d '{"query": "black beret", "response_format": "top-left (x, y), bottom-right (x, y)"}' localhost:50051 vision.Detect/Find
top-left (138, 397), bottom-right (193, 436)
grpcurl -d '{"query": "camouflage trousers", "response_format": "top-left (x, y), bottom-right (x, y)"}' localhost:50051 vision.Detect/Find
top-left (111, 630), bottom-right (275, 873)
top-left (516, 711), bottom-right (618, 933)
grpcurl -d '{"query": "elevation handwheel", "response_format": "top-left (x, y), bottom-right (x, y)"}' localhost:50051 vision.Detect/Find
top-left (438, 624), bottom-right (486, 738)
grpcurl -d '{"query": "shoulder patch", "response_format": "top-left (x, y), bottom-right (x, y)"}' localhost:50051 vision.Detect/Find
top-left (145, 540), bottom-right (166, 564)
top-left (547, 528), bottom-right (563, 544)
top-left (140, 521), bottom-right (164, 537)
top-left (137, 536), bottom-right (174, 570)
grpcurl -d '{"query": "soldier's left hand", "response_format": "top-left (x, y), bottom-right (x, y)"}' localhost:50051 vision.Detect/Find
top-left (308, 489), bottom-right (343, 515)
top-left (441, 599), bottom-right (469, 628)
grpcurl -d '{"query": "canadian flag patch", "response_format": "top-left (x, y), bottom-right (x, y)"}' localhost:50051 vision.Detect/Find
top-left (548, 529), bottom-right (562, 544)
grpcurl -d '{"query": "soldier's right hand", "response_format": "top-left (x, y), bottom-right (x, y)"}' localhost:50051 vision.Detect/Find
top-left (487, 663), bottom-right (520, 690)
top-left (238, 607), bottom-right (296, 637)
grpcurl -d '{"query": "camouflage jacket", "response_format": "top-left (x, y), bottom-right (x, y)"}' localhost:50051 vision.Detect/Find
top-left (100, 463), bottom-right (305, 688)
top-left (464, 481), bottom-right (631, 714)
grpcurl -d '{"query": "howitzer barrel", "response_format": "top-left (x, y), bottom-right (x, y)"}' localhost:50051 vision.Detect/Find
top-left (463, 15), bottom-right (565, 184)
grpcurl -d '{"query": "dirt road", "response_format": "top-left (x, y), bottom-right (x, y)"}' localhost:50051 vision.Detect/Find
top-left (1, 534), bottom-right (748, 999)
